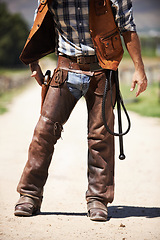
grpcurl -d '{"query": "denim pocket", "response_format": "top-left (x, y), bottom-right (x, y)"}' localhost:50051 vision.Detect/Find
top-left (66, 71), bottom-right (90, 100)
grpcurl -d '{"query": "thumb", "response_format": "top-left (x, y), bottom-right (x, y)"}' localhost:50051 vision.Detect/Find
top-left (31, 71), bottom-right (37, 77)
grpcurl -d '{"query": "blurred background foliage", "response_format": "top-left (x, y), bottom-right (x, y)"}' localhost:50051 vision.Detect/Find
top-left (0, 0), bottom-right (160, 67)
top-left (0, 2), bottom-right (29, 67)
top-left (0, 0), bottom-right (159, 117)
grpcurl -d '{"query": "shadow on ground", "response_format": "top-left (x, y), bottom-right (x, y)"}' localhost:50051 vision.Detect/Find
top-left (108, 205), bottom-right (160, 219)
top-left (39, 205), bottom-right (160, 219)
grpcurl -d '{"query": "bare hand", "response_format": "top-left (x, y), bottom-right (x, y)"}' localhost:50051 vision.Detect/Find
top-left (29, 61), bottom-right (44, 86)
top-left (130, 69), bottom-right (147, 97)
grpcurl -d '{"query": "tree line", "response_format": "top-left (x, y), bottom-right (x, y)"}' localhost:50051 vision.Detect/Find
top-left (0, 2), bottom-right (29, 67)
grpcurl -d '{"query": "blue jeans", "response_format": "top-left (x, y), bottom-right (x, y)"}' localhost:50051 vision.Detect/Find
top-left (66, 71), bottom-right (90, 99)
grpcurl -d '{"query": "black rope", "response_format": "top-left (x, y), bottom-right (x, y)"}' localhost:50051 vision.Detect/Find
top-left (102, 70), bottom-right (131, 137)
top-left (102, 69), bottom-right (131, 160)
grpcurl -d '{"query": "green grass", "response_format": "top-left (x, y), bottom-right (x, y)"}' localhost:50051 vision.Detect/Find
top-left (0, 67), bottom-right (29, 76)
top-left (0, 91), bottom-right (14, 114)
top-left (0, 67), bottom-right (30, 115)
top-left (120, 82), bottom-right (160, 118)
top-left (0, 85), bottom-right (27, 115)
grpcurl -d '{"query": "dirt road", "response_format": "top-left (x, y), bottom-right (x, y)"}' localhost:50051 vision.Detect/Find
top-left (0, 65), bottom-right (160, 239)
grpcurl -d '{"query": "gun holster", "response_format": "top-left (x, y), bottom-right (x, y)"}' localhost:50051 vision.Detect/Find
top-left (41, 70), bottom-right (51, 113)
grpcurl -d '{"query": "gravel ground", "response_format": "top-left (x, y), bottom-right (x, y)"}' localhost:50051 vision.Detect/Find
top-left (0, 61), bottom-right (160, 240)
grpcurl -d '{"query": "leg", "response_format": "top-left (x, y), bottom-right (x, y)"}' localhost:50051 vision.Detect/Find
top-left (15, 82), bottom-right (77, 216)
top-left (85, 71), bottom-right (116, 221)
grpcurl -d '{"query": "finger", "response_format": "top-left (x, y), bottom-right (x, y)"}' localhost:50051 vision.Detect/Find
top-left (130, 80), bottom-right (136, 92)
top-left (136, 83), bottom-right (144, 97)
top-left (143, 80), bottom-right (148, 91)
top-left (136, 87), bottom-right (141, 97)
top-left (136, 80), bottom-right (148, 97)
top-left (31, 71), bottom-right (43, 86)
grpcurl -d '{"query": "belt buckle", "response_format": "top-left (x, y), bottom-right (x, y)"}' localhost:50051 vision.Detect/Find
top-left (77, 56), bottom-right (81, 64)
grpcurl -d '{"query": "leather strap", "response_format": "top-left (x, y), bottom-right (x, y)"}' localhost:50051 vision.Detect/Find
top-left (63, 54), bottom-right (98, 65)
top-left (57, 55), bottom-right (99, 75)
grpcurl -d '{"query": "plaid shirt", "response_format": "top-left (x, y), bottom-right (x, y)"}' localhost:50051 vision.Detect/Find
top-left (36, 0), bottom-right (136, 56)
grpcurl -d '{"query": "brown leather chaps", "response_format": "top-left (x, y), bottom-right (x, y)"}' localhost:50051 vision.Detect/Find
top-left (17, 60), bottom-right (116, 205)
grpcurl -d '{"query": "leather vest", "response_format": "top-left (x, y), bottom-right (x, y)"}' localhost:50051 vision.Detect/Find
top-left (89, 0), bottom-right (123, 70)
top-left (20, 0), bottom-right (123, 70)
top-left (20, 1), bottom-right (55, 65)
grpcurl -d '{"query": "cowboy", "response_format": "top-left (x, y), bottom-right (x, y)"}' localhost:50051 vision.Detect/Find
top-left (14, 0), bottom-right (147, 221)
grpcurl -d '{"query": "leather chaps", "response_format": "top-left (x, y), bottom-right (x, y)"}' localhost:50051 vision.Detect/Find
top-left (17, 57), bottom-right (116, 205)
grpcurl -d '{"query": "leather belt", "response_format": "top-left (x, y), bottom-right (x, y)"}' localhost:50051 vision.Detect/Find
top-left (61, 54), bottom-right (98, 65)
top-left (58, 55), bottom-right (102, 73)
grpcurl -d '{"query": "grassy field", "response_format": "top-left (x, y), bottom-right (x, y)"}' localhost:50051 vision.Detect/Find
top-left (120, 82), bottom-right (160, 118)
top-left (0, 67), bottom-right (30, 115)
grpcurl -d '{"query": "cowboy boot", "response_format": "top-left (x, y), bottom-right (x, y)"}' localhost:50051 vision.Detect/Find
top-left (15, 81), bottom-right (77, 216)
top-left (14, 195), bottom-right (42, 217)
top-left (85, 70), bottom-right (116, 221)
